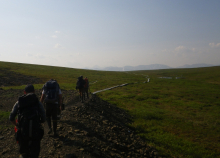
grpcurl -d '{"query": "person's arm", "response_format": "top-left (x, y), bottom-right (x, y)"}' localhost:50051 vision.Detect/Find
top-left (11, 120), bottom-right (17, 126)
top-left (40, 93), bottom-right (45, 104)
top-left (58, 89), bottom-right (62, 111)
top-left (9, 102), bottom-right (19, 126)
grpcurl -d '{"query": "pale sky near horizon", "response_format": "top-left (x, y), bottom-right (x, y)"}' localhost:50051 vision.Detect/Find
top-left (0, 0), bottom-right (220, 69)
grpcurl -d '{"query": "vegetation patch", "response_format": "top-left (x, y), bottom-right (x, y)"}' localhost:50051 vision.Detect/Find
top-left (0, 111), bottom-right (10, 121)
top-left (0, 111), bottom-right (11, 129)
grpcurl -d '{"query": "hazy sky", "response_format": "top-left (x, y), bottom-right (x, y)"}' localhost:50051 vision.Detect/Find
top-left (0, 0), bottom-right (220, 69)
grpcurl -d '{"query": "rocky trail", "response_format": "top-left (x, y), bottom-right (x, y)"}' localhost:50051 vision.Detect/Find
top-left (0, 69), bottom-right (163, 158)
top-left (0, 89), bottom-right (163, 158)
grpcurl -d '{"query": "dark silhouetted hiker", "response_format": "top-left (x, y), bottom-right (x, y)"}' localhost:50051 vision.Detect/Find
top-left (40, 79), bottom-right (62, 137)
top-left (76, 75), bottom-right (85, 103)
top-left (9, 84), bottom-right (46, 158)
top-left (84, 77), bottom-right (90, 99)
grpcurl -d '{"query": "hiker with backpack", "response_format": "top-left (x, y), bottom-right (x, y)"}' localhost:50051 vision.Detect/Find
top-left (76, 75), bottom-right (86, 103)
top-left (9, 84), bottom-right (46, 158)
top-left (84, 77), bottom-right (90, 99)
top-left (40, 79), bottom-right (62, 137)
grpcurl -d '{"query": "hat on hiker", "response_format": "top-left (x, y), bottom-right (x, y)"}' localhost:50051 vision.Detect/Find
top-left (24, 84), bottom-right (35, 93)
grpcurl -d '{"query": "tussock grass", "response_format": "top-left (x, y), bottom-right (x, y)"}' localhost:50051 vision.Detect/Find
top-left (0, 111), bottom-right (11, 129)
top-left (1, 61), bottom-right (220, 157)
top-left (0, 111), bottom-right (10, 121)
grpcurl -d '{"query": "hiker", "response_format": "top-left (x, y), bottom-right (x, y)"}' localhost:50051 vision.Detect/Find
top-left (76, 75), bottom-right (85, 103)
top-left (9, 84), bottom-right (46, 158)
top-left (40, 79), bottom-right (62, 137)
top-left (84, 77), bottom-right (90, 99)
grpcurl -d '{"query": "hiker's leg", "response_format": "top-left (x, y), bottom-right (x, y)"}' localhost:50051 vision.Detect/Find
top-left (82, 88), bottom-right (85, 100)
top-left (46, 104), bottom-right (52, 128)
top-left (79, 89), bottom-right (82, 100)
top-left (79, 88), bottom-right (84, 102)
top-left (46, 104), bottom-right (52, 133)
top-left (29, 140), bottom-right (41, 158)
top-left (19, 140), bottom-right (29, 158)
top-left (53, 120), bottom-right (57, 134)
top-left (82, 90), bottom-right (84, 102)
top-left (57, 104), bottom-right (61, 120)
top-left (46, 117), bottom-right (51, 129)
top-left (52, 104), bottom-right (58, 135)
top-left (46, 117), bottom-right (52, 134)
top-left (85, 88), bottom-right (89, 98)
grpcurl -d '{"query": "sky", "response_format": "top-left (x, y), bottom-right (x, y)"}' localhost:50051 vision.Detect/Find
top-left (0, 0), bottom-right (220, 69)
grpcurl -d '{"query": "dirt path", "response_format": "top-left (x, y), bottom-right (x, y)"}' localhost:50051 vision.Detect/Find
top-left (0, 90), bottom-right (162, 158)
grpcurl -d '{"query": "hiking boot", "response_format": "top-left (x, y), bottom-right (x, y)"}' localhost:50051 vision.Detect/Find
top-left (48, 128), bottom-right (52, 134)
top-left (19, 155), bottom-right (28, 158)
top-left (46, 118), bottom-right (52, 129)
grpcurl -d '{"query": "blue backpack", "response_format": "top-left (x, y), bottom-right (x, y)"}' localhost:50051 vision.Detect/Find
top-left (43, 80), bottom-right (60, 103)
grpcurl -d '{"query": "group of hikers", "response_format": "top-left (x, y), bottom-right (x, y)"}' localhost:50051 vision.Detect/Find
top-left (9, 76), bottom-right (89, 158)
top-left (76, 76), bottom-right (90, 103)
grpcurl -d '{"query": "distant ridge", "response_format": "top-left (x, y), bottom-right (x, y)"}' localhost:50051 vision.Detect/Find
top-left (177, 63), bottom-right (214, 68)
top-left (124, 64), bottom-right (171, 71)
top-left (87, 63), bottom-right (218, 71)
top-left (91, 64), bottom-right (171, 71)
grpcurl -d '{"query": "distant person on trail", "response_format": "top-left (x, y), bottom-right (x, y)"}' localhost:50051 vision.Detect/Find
top-left (40, 79), bottom-right (62, 137)
top-left (84, 77), bottom-right (90, 99)
top-left (9, 84), bottom-right (46, 158)
top-left (76, 75), bottom-right (85, 103)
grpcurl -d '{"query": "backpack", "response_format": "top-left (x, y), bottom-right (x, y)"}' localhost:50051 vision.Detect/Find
top-left (76, 77), bottom-right (85, 89)
top-left (17, 93), bottom-right (44, 141)
top-left (43, 80), bottom-right (60, 103)
top-left (84, 78), bottom-right (88, 88)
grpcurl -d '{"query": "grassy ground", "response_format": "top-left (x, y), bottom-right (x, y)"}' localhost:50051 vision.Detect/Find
top-left (1, 61), bottom-right (220, 157)
top-left (98, 69), bottom-right (220, 158)
top-left (0, 111), bottom-right (12, 129)
top-left (0, 111), bottom-right (11, 121)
